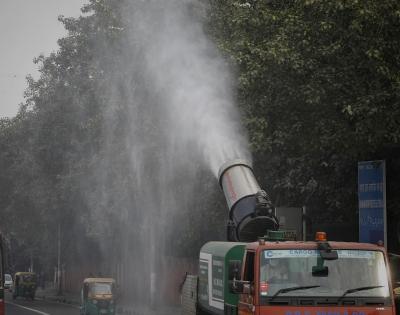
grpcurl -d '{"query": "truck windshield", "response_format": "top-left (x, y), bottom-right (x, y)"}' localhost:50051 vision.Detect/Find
top-left (260, 250), bottom-right (389, 299)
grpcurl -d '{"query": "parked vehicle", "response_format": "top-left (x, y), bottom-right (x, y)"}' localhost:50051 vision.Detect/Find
top-left (4, 274), bottom-right (13, 291)
top-left (80, 278), bottom-right (116, 315)
top-left (12, 272), bottom-right (37, 300)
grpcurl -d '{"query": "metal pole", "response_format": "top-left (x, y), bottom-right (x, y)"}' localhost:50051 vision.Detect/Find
top-left (57, 223), bottom-right (62, 295)
top-left (0, 234), bottom-right (4, 289)
top-left (302, 206), bottom-right (307, 241)
top-left (30, 251), bottom-right (33, 273)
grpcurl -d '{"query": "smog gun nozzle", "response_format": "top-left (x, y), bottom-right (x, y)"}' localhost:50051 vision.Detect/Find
top-left (218, 159), bottom-right (279, 242)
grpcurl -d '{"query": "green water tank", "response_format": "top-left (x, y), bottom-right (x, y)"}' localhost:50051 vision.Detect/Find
top-left (197, 241), bottom-right (246, 315)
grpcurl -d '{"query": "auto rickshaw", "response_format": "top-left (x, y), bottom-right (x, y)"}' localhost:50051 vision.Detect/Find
top-left (12, 272), bottom-right (37, 300)
top-left (80, 278), bottom-right (116, 315)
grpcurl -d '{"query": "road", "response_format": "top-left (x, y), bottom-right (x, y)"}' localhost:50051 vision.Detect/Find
top-left (5, 292), bottom-right (80, 315)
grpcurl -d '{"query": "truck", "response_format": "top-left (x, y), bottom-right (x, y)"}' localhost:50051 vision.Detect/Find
top-left (181, 159), bottom-right (399, 315)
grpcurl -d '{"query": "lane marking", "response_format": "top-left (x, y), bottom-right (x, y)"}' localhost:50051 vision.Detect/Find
top-left (6, 301), bottom-right (50, 315)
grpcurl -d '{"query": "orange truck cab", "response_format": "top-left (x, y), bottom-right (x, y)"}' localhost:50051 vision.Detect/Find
top-left (235, 233), bottom-right (397, 315)
top-left (181, 231), bottom-right (399, 315)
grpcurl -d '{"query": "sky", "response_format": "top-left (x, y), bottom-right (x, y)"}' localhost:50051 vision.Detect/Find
top-left (0, 0), bottom-right (89, 118)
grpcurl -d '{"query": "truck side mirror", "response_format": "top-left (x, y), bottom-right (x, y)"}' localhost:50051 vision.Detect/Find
top-left (242, 283), bottom-right (253, 295)
top-left (228, 260), bottom-right (242, 281)
top-left (312, 265), bottom-right (329, 277)
top-left (228, 260), bottom-right (243, 294)
top-left (318, 242), bottom-right (338, 260)
top-left (229, 279), bottom-right (244, 294)
top-left (320, 250), bottom-right (338, 260)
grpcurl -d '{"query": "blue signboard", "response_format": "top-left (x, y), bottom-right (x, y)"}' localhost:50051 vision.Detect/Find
top-left (358, 160), bottom-right (386, 246)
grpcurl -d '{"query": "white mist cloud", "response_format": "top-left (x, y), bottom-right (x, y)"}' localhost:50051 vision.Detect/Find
top-left (124, 0), bottom-right (251, 176)
top-left (86, 0), bottom-right (251, 307)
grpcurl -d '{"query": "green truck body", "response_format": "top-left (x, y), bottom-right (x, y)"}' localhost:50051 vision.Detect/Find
top-left (197, 242), bottom-right (246, 314)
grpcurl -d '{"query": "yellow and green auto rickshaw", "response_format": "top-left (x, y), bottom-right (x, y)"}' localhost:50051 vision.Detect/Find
top-left (12, 272), bottom-right (37, 300)
top-left (80, 278), bottom-right (116, 315)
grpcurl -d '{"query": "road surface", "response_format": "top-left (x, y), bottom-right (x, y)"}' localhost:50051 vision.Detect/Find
top-left (5, 292), bottom-right (80, 315)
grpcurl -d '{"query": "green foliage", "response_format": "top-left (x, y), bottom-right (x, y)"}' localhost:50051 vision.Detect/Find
top-left (1, 0), bottom-right (400, 274)
top-left (0, 0), bottom-right (226, 275)
top-left (0, 0), bottom-right (119, 272)
top-left (208, 0), bottom-right (400, 227)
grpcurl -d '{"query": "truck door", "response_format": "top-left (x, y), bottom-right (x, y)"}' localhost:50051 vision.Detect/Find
top-left (238, 251), bottom-right (255, 315)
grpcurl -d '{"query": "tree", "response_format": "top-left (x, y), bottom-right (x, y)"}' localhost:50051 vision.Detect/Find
top-left (208, 0), bottom-right (400, 238)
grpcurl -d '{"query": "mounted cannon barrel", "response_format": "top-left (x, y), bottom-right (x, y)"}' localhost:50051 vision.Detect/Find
top-left (218, 159), bottom-right (279, 242)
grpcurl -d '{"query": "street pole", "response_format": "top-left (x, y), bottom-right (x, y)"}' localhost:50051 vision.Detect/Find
top-left (57, 223), bottom-right (62, 295)
top-left (302, 206), bottom-right (307, 241)
top-left (30, 251), bottom-right (33, 272)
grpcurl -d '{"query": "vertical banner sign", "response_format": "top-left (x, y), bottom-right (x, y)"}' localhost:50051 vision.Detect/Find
top-left (358, 160), bottom-right (386, 246)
